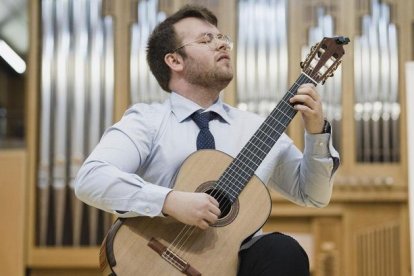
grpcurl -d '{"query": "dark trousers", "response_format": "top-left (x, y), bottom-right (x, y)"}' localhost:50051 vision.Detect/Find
top-left (237, 232), bottom-right (310, 276)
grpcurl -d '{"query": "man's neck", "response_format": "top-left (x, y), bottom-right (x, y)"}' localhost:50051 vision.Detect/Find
top-left (173, 83), bottom-right (221, 108)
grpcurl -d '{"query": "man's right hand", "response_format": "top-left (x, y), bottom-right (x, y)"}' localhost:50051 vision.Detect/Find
top-left (162, 191), bottom-right (221, 230)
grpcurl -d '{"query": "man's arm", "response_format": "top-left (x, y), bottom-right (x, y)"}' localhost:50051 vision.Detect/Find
top-left (74, 104), bottom-right (173, 217)
top-left (75, 104), bottom-right (221, 228)
top-left (256, 84), bottom-right (339, 207)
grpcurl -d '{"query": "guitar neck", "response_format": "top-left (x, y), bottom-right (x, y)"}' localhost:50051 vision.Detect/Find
top-left (217, 73), bottom-right (317, 201)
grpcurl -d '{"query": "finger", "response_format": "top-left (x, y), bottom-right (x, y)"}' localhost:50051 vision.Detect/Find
top-left (299, 83), bottom-right (316, 89)
top-left (210, 205), bottom-right (221, 217)
top-left (297, 89), bottom-right (318, 101)
top-left (208, 195), bottom-right (220, 207)
top-left (290, 95), bottom-right (317, 110)
top-left (293, 104), bottom-right (312, 113)
top-left (198, 220), bottom-right (209, 230)
top-left (297, 84), bottom-right (319, 100)
top-left (204, 211), bottom-right (219, 224)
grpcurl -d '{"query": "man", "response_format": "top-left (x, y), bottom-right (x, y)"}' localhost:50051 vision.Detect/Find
top-left (75, 5), bottom-right (339, 276)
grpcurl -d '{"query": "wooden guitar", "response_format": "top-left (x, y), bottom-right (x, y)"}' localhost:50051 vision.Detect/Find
top-left (100, 36), bottom-right (349, 276)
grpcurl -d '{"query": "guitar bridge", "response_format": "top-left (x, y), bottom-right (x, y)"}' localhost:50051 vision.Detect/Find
top-left (148, 237), bottom-right (201, 276)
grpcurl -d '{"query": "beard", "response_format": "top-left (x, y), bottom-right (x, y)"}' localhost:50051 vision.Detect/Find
top-left (183, 55), bottom-right (233, 91)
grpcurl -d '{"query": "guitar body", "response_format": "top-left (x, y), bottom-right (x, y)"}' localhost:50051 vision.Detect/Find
top-left (100, 150), bottom-right (272, 276)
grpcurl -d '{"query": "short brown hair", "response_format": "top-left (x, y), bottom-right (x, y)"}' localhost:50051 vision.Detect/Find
top-left (146, 5), bottom-right (217, 92)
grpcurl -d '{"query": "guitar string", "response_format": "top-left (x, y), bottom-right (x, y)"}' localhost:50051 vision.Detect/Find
top-left (163, 73), bottom-right (316, 261)
top-left (163, 72), bottom-right (316, 261)
top-left (163, 92), bottom-right (302, 257)
top-left (167, 45), bottom-right (343, 261)
top-left (215, 73), bottom-right (312, 196)
top-left (165, 74), bottom-right (313, 262)
top-left (210, 73), bottom-right (315, 211)
top-left (155, 74), bottom-right (305, 259)
top-left (165, 73), bottom-right (316, 264)
top-left (161, 250), bottom-right (186, 271)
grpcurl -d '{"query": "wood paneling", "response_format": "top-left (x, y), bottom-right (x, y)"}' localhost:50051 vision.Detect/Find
top-left (28, 248), bottom-right (99, 268)
top-left (0, 150), bottom-right (26, 276)
top-left (30, 269), bottom-right (101, 276)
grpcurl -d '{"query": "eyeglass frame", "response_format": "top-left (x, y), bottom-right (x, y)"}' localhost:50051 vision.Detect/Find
top-left (171, 32), bottom-right (233, 53)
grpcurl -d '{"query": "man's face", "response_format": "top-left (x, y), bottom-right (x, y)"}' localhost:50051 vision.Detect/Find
top-left (173, 17), bottom-right (233, 91)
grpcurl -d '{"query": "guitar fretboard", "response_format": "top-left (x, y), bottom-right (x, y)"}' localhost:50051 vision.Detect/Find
top-left (216, 73), bottom-right (317, 202)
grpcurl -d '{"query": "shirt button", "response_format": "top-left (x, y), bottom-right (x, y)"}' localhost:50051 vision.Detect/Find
top-left (319, 142), bottom-right (324, 147)
top-left (145, 207), bottom-right (151, 213)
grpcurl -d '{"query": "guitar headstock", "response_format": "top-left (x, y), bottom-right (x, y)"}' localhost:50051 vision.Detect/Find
top-left (300, 36), bottom-right (350, 84)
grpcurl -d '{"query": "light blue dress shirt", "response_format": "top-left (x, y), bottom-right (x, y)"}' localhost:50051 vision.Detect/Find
top-left (75, 92), bottom-right (339, 218)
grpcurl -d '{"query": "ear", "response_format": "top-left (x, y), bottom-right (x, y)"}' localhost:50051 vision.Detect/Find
top-left (164, 52), bottom-right (184, 72)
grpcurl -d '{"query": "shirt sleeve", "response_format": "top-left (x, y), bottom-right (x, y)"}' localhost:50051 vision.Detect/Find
top-left (74, 104), bottom-right (172, 217)
top-left (256, 131), bottom-right (340, 208)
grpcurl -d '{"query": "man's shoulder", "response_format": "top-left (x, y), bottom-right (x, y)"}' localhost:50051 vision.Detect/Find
top-left (125, 100), bottom-right (170, 118)
top-left (222, 103), bottom-right (264, 124)
top-left (114, 100), bottom-right (171, 132)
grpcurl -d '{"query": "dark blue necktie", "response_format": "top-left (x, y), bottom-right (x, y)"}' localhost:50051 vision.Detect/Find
top-left (191, 111), bottom-right (217, 150)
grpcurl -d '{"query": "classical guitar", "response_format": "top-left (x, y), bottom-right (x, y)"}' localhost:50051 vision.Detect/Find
top-left (99, 36), bottom-right (349, 276)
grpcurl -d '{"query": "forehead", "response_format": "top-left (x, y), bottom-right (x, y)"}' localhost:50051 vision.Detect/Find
top-left (173, 17), bottom-right (219, 40)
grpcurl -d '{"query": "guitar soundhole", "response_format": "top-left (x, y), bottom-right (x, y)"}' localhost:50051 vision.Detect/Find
top-left (196, 181), bottom-right (239, 227)
top-left (205, 188), bottom-right (232, 218)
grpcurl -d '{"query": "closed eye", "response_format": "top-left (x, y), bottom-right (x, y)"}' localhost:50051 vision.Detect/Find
top-left (199, 33), bottom-right (214, 44)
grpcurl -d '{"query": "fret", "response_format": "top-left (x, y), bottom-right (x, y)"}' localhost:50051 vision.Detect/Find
top-left (217, 73), bottom-right (316, 200)
top-left (245, 140), bottom-right (271, 156)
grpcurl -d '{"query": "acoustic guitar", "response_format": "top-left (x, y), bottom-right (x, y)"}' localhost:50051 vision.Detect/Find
top-left (99, 36), bottom-right (349, 276)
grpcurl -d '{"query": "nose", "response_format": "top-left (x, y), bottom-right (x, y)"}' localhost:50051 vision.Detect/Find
top-left (216, 38), bottom-right (231, 51)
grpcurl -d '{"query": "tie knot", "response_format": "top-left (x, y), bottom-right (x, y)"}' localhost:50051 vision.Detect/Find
top-left (191, 111), bottom-right (217, 129)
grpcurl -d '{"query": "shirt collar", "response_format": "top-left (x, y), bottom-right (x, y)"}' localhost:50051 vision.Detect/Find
top-left (170, 92), bottom-right (232, 124)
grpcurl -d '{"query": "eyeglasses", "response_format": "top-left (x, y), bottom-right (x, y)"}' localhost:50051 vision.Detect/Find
top-left (172, 33), bottom-right (233, 52)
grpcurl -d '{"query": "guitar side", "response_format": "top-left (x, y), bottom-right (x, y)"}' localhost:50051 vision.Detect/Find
top-left (100, 150), bottom-right (272, 276)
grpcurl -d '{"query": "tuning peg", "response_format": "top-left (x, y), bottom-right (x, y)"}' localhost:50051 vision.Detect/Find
top-left (335, 36), bottom-right (350, 45)
top-left (321, 71), bottom-right (335, 85)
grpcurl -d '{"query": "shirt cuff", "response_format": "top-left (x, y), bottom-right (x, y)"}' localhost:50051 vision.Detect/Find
top-left (304, 132), bottom-right (331, 156)
top-left (304, 130), bottom-right (340, 176)
top-left (114, 184), bottom-right (172, 218)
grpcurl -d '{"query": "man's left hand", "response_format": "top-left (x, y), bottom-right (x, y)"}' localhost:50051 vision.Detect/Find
top-left (289, 83), bottom-right (325, 134)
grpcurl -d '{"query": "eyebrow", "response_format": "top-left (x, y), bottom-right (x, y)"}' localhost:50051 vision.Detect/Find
top-left (196, 32), bottom-right (210, 38)
top-left (180, 32), bottom-right (206, 43)
top-left (198, 32), bottom-right (221, 37)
